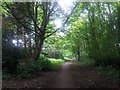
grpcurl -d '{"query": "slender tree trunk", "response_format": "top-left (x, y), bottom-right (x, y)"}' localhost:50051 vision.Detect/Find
top-left (16, 27), bottom-right (19, 46)
top-left (28, 31), bottom-right (32, 57)
top-left (117, 2), bottom-right (120, 54)
top-left (23, 30), bottom-right (27, 56)
top-left (77, 45), bottom-right (80, 61)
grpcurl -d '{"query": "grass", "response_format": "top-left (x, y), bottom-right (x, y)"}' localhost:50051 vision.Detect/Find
top-left (48, 58), bottom-right (65, 70)
top-left (49, 58), bottom-right (64, 65)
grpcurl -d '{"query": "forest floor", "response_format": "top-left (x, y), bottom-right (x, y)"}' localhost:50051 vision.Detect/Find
top-left (2, 61), bottom-right (120, 89)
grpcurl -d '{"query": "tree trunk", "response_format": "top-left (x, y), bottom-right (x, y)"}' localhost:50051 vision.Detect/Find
top-left (28, 27), bottom-right (32, 57)
top-left (16, 27), bottom-right (19, 46)
top-left (23, 30), bottom-right (27, 56)
top-left (77, 46), bottom-right (80, 61)
top-left (117, 2), bottom-right (120, 54)
top-left (33, 37), bottom-right (44, 61)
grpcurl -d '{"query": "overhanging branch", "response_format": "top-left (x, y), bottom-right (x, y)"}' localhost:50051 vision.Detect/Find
top-left (45, 2), bottom-right (79, 39)
top-left (2, 2), bottom-right (35, 33)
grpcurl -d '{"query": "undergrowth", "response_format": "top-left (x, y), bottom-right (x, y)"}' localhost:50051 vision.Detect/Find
top-left (3, 56), bottom-right (64, 80)
top-left (96, 66), bottom-right (120, 81)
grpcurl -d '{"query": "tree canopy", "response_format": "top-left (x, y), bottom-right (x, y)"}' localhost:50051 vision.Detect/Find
top-left (1, 1), bottom-right (120, 76)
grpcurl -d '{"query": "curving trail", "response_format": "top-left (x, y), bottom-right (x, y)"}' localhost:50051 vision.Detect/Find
top-left (2, 61), bottom-right (120, 88)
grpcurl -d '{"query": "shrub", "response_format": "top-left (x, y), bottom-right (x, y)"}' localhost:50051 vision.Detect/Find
top-left (45, 49), bottom-right (64, 59)
top-left (16, 55), bottom-right (52, 79)
top-left (95, 55), bottom-right (120, 69)
top-left (2, 44), bottom-right (27, 73)
top-left (2, 72), bottom-right (12, 80)
top-left (3, 46), bottom-right (19, 73)
top-left (38, 54), bottom-right (51, 70)
top-left (16, 60), bottom-right (42, 79)
top-left (39, 59), bottom-right (52, 71)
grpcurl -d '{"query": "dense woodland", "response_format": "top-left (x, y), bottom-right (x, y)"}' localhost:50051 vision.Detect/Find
top-left (1, 1), bottom-right (120, 80)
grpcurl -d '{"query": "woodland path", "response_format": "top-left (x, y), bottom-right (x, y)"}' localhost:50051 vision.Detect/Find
top-left (2, 61), bottom-right (120, 88)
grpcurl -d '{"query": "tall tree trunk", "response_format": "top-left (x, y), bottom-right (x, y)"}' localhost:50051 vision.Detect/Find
top-left (34, 2), bottom-right (38, 48)
top-left (77, 46), bottom-right (80, 61)
top-left (16, 27), bottom-right (19, 46)
top-left (117, 2), bottom-right (120, 54)
top-left (23, 30), bottom-right (27, 56)
top-left (28, 31), bottom-right (32, 57)
top-left (33, 37), bottom-right (44, 61)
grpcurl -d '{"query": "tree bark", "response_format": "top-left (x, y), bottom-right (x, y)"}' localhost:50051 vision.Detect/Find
top-left (33, 37), bottom-right (44, 61)
top-left (77, 46), bottom-right (80, 61)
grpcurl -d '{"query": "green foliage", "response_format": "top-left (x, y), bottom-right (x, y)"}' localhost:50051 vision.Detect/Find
top-left (2, 72), bottom-right (12, 80)
top-left (75, 58), bottom-right (96, 66)
top-left (39, 59), bottom-right (52, 71)
top-left (49, 58), bottom-right (64, 65)
top-left (43, 33), bottom-right (64, 59)
top-left (16, 55), bottom-right (52, 79)
top-left (2, 2), bottom-right (120, 80)
top-left (47, 50), bottom-right (63, 59)
top-left (64, 57), bottom-right (73, 61)
top-left (48, 58), bottom-right (65, 70)
top-left (3, 53), bottom-right (65, 79)
top-left (16, 60), bottom-right (42, 79)
top-left (64, 2), bottom-right (120, 68)
top-left (95, 56), bottom-right (120, 69)
top-left (2, 44), bottom-right (27, 73)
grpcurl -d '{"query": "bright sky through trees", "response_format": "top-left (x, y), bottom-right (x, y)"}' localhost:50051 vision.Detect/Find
top-left (54, 19), bottom-right (62, 28)
top-left (53, 0), bottom-right (74, 29)
top-left (58, 0), bottom-right (74, 13)
top-left (12, 0), bottom-right (74, 45)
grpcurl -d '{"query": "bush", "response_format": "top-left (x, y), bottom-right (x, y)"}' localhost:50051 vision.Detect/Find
top-left (16, 60), bottom-right (42, 79)
top-left (2, 43), bottom-right (27, 73)
top-left (2, 72), bottom-right (12, 80)
top-left (38, 54), bottom-right (52, 70)
top-left (46, 49), bottom-right (64, 59)
top-left (16, 55), bottom-right (52, 79)
top-left (95, 56), bottom-right (120, 69)
top-left (2, 46), bottom-right (19, 73)
top-left (39, 60), bottom-right (52, 71)
top-left (3, 54), bottom-right (64, 79)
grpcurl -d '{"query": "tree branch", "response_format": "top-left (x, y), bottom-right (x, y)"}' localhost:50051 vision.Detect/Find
top-left (45, 2), bottom-right (79, 39)
top-left (26, 3), bottom-right (42, 34)
top-left (2, 2), bottom-right (35, 34)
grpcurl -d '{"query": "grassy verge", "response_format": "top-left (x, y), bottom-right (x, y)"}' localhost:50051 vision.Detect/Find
top-left (48, 58), bottom-right (65, 69)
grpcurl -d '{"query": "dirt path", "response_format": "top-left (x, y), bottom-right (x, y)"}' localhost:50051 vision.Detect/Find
top-left (53, 62), bottom-right (74, 88)
top-left (2, 62), bottom-right (120, 88)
